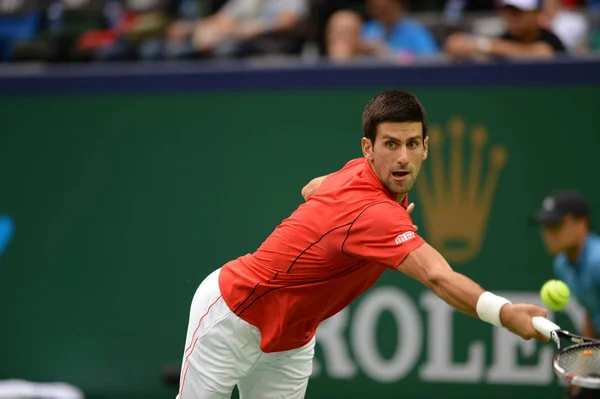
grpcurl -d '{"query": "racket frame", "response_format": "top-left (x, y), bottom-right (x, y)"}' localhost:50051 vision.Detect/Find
top-left (550, 329), bottom-right (600, 389)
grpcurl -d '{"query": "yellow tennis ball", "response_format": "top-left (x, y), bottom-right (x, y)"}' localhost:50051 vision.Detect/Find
top-left (540, 279), bottom-right (570, 311)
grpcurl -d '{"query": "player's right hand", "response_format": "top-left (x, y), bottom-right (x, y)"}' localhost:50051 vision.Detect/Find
top-left (499, 303), bottom-right (550, 342)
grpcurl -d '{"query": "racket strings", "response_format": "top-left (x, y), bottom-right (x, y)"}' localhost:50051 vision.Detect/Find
top-left (557, 345), bottom-right (600, 378)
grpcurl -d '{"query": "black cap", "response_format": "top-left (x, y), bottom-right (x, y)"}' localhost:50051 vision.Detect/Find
top-left (530, 191), bottom-right (590, 225)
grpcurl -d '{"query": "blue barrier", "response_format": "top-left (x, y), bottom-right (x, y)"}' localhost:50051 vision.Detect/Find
top-left (0, 57), bottom-right (599, 94)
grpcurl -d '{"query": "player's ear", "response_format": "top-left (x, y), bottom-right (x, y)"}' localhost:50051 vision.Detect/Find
top-left (362, 137), bottom-right (373, 160)
top-left (422, 136), bottom-right (429, 161)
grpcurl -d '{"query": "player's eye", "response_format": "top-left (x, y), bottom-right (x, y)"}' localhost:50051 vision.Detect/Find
top-left (385, 141), bottom-right (396, 149)
top-left (407, 141), bottom-right (420, 149)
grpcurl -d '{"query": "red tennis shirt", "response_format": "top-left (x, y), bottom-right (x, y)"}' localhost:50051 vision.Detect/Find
top-left (218, 157), bottom-right (425, 352)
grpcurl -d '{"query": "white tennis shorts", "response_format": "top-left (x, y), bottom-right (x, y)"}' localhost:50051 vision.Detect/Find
top-left (176, 268), bottom-right (316, 399)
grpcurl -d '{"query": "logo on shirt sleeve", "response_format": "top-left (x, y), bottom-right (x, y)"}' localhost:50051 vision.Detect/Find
top-left (395, 231), bottom-right (416, 245)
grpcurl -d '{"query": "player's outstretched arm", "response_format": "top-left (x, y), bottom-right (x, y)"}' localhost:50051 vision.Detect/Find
top-left (398, 243), bottom-right (549, 341)
top-left (397, 243), bottom-right (481, 317)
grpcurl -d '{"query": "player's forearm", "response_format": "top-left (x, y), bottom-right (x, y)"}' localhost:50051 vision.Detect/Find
top-left (398, 244), bottom-right (502, 321)
top-left (427, 269), bottom-right (485, 318)
top-left (583, 312), bottom-right (596, 338)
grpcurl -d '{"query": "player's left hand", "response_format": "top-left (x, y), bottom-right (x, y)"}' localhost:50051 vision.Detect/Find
top-left (407, 202), bottom-right (418, 232)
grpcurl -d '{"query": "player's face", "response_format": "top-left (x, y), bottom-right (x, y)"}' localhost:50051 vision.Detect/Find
top-left (362, 122), bottom-right (428, 199)
top-left (541, 217), bottom-right (578, 255)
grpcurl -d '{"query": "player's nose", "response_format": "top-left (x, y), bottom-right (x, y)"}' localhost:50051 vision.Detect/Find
top-left (396, 146), bottom-right (409, 165)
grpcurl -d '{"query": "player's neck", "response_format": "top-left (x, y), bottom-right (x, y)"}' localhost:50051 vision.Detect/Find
top-left (397, 193), bottom-right (406, 203)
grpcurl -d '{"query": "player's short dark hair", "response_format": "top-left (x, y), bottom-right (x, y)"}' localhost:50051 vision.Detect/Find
top-left (362, 90), bottom-right (428, 143)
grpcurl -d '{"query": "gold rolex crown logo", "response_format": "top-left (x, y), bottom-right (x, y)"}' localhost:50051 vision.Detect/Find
top-left (416, 117), bottom-right (508, 263)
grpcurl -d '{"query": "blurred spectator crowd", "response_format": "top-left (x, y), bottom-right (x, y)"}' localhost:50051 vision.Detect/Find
top-left (0, 0), bottom-right (598, 63)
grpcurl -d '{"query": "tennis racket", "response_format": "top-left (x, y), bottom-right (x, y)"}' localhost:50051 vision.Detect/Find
top-left (533, 316), bottom-right (600, 388)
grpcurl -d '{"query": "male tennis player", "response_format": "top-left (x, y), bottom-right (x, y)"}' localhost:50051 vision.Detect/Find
top-left (531, 191), bottom-right (600, 399)
top-left (177, 89), bottom-right (549, 399)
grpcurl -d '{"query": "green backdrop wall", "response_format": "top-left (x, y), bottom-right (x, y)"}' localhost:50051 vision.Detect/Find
top-left (0, 85), bottom-right (598, 399)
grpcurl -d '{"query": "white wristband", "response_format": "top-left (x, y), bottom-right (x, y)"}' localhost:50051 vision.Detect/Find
top-left (476, 291), bottom-right (511, 327)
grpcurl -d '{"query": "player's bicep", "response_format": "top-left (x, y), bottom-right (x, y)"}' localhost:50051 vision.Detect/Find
top-left (397, 243), bottom-right (452, 287)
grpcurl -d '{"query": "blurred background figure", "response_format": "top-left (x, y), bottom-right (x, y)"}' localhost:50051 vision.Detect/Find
top-left (324, 0), bottom-right (438, 62)
top-left (163, 0), bottom-right (308, 60)
top-left (540, 0), bottom-right (590, 54)
top-left (590, 0), bottom-right (600, 51)
top-left (444, 0), bottom-right (566, 60)
top-left (530, 191), bottom-right (600, 399)
top-left (0, 0), bottom-right (46, 62)
top-left (2, 0), bottom-right (183, 62)
top-left (78, 0), bottom-right (181, 62)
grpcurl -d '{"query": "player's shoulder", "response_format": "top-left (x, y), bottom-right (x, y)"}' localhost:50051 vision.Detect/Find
top-left (355, 198), bottom-right (410, 226)
top-left (341, 157), bottom-right (367, 171)
top-left (324, 157), bottom-right (365, 179)
top-left (587, 233), bottom-right (600, 251)
top-left (319, 157), bottom-right (368, 191)
top-left (317, 158), bottom-right (405, 210)
top-left (586, 234), bottom-right (600, 264)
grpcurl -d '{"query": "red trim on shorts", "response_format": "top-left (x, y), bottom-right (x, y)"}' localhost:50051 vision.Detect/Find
top-left (178, 295), bottom-right (222, 398)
